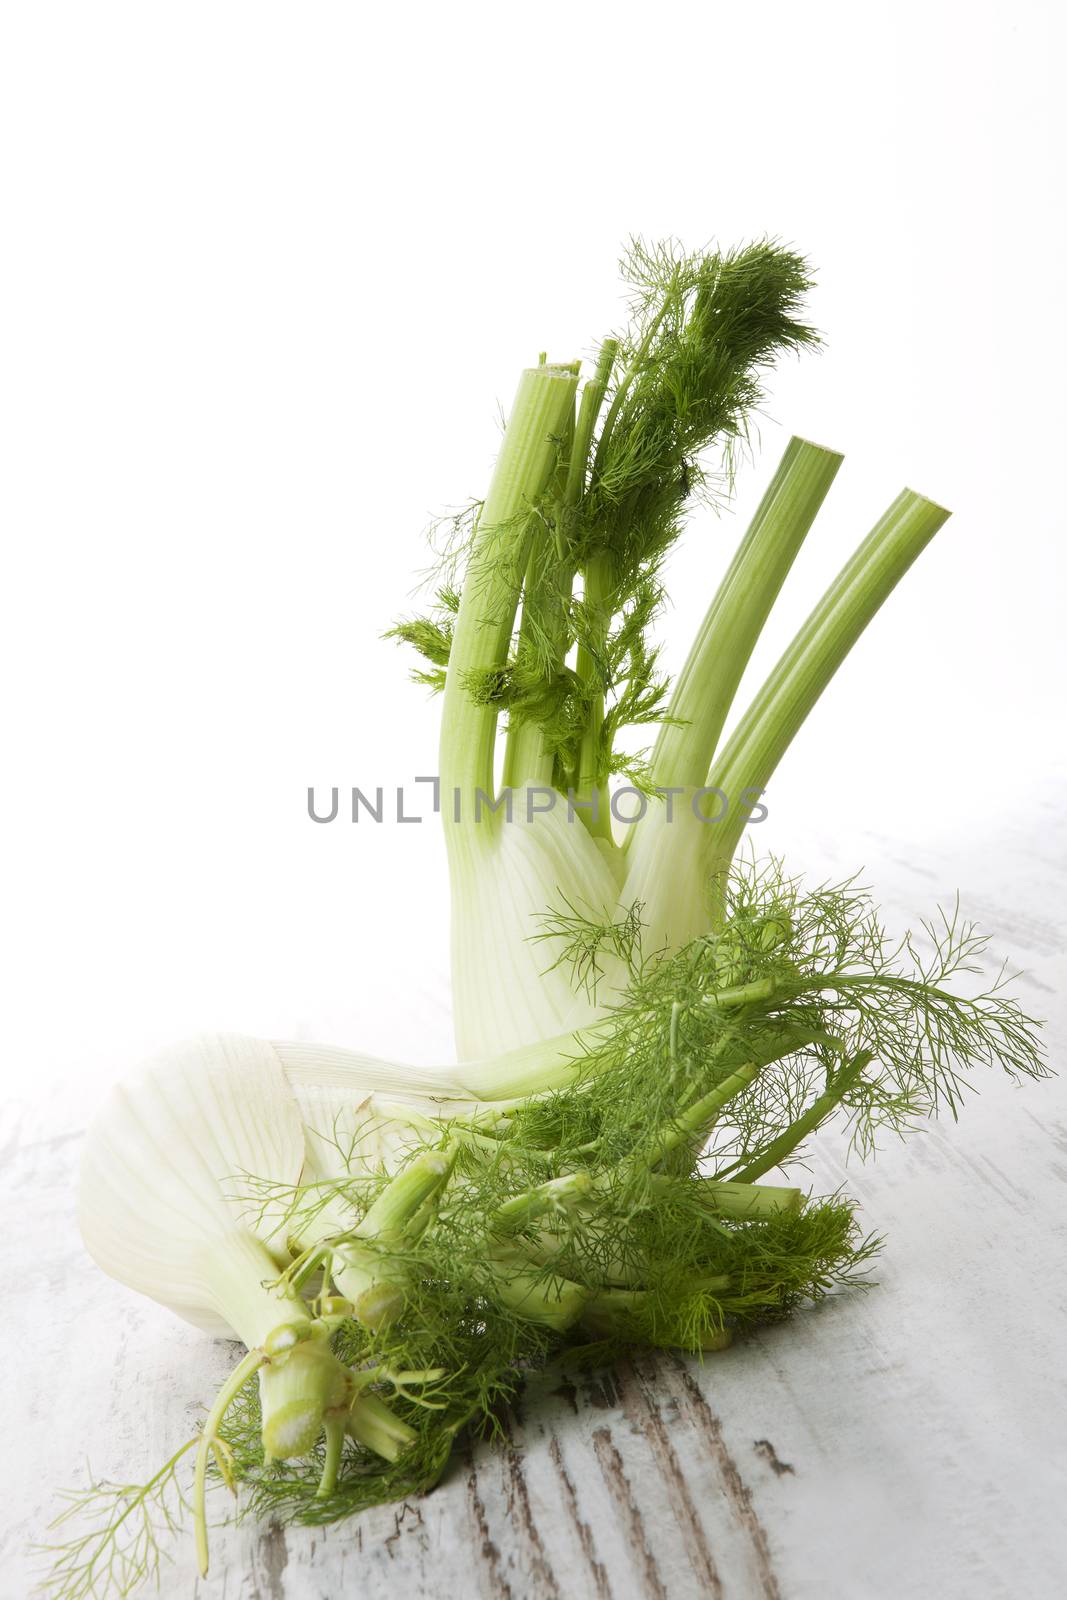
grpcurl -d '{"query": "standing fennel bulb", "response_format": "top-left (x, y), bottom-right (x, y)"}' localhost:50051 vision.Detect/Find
top-left (44, 239), bottom-right (1046, 1599)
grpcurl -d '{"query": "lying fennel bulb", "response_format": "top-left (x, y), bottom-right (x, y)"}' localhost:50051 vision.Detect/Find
top-left (46, 239), bottom-right (1046, 1598)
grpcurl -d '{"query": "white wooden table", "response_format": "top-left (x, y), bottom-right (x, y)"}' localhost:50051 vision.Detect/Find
top-left (4, 803), bottom-right (1065, 1600)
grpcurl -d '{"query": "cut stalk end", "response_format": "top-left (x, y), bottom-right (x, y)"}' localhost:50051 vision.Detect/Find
top-left (259, 1339), bottom-right (349, 1460)
top-left (348, 1392), bottom-right (418, 1462)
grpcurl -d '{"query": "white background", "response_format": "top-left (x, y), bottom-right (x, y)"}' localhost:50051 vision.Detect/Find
top-left (2, 7), bottom-right (1066, 1597)
top-left (2, 3), bottom-right (1064, 1091)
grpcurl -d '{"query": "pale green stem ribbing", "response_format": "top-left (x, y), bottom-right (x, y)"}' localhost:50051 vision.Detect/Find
top-left (440, 365), bottom-right (578, 825)
top-left (194, 1347), bottom-right (268, 1576)
top-left (359, 1145), bottom-right (458, 1244)
top-left (488, 1249), bottom-right (591, 1330)
top-left (585, 1275), bottom-right (730, 1318)
top-left (732, 1052), bottom-right (873, 1180)
top-left (324, 1146), bottom-right (458, 1327)
top-left (646, 1171), bottom-right (803, 1218)
top-left (646, 1061), bottom-right (760, 1166)
top-left (653, 436), bottom-right (844, 790)
top-left (348, 1393), bottom-right (417, 1461)
top-left (565, 339), bottom-right (618, 507)
top-left (490, 1170), bottom-right (593, 1233)
top-left (573, 548), bottom-right (616, 839)
top-left (504, 340), bottom-right (618, 789)
top-left (500, 539), bottom-right (569, 789)
top-left (702, 1180), bottom-right (803, 1219)
top-left (316, 1415), bottom-right (346, 1499)
top-left (450, 1026), bottom-right (608, 1101)
top-left (704, 489), bottom-right (951, 881)
top-left (702, 976), bottom-right (778, 1009)
top-left (641, 1023), bottom-right (825, 1170)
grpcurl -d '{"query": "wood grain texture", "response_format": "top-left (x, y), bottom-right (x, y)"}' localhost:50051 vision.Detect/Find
top-left (4, 804), bottom-right (1066, 1599)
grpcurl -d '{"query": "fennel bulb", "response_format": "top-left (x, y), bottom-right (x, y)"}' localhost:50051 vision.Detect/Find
top-left (77, 1035), bottom-right (429, 1460)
